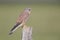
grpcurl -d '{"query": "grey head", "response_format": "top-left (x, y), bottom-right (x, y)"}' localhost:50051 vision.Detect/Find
top-left (24, 8), bottom-right (31, 14)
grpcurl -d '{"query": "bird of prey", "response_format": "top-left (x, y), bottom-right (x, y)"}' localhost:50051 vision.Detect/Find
top-left (9, 8), bottom-right (31, 35)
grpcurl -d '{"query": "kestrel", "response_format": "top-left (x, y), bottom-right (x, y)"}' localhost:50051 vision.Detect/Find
top-left (9, 8), bottom-right (31, 35)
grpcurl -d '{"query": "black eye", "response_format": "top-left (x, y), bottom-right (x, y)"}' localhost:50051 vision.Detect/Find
top-left (29, 9), bottom-right (31, 11)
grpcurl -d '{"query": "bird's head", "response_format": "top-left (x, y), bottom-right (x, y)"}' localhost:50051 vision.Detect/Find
top-left (24, 8), bottom-right (31, 14)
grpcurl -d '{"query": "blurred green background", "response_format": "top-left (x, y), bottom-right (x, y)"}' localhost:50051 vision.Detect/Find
top-left (0, 0), bottom-right (60, 40)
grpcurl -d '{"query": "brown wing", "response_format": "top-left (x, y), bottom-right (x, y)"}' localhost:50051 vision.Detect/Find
top-left (16, 11), bottom-right (30, 23)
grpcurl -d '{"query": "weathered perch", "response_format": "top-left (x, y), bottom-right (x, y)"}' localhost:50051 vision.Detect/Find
top-left (22, 25), bottom-right (32, 40)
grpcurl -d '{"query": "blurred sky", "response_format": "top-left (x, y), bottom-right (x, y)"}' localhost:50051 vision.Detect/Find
top-left (0, 0), bottom-right (60, 4)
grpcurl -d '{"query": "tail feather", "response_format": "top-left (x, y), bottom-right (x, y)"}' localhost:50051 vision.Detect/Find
top-left (9, 31), bottom-right (13, 35)
top-left (11, 23), bottom-right (20, 31)
top-left (9, 23), bottom-right (21, 35)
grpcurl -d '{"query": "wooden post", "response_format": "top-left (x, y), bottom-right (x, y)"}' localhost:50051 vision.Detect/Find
top-left (22, 25), bottom-right (32, 40)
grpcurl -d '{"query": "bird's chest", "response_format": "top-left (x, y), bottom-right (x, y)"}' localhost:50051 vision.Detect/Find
top-left (17, 12), bottom-right (29, 23)
top-left (22, 13), bottom-right (29, 20)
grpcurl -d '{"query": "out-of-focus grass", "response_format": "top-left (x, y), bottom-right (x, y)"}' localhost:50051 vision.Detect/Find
top-left (0, 4), bottom-right (60, 40)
